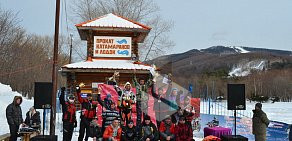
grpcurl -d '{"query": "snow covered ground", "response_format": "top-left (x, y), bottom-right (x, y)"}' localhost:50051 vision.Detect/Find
top-left (1, 83), bottom-right (291, 140)
top-left (201, 100), bottom-right (292, 124)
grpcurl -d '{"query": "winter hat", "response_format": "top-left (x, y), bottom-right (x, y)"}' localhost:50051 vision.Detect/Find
top-left (127, 119), bottom-right (134, 124)
top-left (255, 103), bottom-right (262, 109)
top-left (124, 82), bottom-right (131, 88)
top-left (144, 115), bottom-right (151, 121)
top-left (164, 115), bottom-right (171, 120)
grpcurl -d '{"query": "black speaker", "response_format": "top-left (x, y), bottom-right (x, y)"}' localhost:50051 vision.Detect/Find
top-left (31, 135), bottom-right (57, 141)
top-left (221, 135), bottom-right (248, 141)
top-left (34, 82), bottom-right (53, 109)
top-left (227, 84), bottom-right (246, 110)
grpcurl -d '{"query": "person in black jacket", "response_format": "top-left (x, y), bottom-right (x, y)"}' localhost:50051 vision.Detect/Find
top-left (77, 85), bottom-right (101, 141)
top-left (60, 87), bottom-right (77, 141)
top-left (6, 96), bottom-right (24, 141)
top-left (140, 115), bottom-right (159, 141)
top-left (24, 106), bottom-right (41, 129)
top-left (121, 119), bottom-right (138, 141)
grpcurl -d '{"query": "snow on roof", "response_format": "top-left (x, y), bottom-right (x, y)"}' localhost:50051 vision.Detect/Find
top-left (63, 59), bottom-right (152, 70)
top-left (76, 13), bottom-right (151, 30)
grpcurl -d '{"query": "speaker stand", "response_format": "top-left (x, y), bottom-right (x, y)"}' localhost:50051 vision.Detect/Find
top-left (234, 109), bottom-right (237, 136)
top-left (42, 108), bottom-right (46, 136)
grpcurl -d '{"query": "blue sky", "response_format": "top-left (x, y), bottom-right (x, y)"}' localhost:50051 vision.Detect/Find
top-left (1, 0), bottom-right (292, 54)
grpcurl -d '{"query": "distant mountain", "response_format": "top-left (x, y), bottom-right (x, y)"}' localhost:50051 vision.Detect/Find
top-left (200, 46), bottom-right (292, 56)
top-left (148, 46), bottom-right (292, 78)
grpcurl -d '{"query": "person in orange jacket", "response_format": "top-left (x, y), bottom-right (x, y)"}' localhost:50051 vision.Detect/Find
top-left (103, 118), bottom-right (122, 141)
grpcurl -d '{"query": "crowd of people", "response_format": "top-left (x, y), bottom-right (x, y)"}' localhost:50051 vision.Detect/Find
top-left (4, 70), bottom-right (278, 141)
top-left (5, 73), bottom-right (197, 141)
top-left (4, 71), bottom-right (282, 141)
top-left (60, 72), bottom-right (196, 141)
top-left (66, 73), bottom-right (196, 141)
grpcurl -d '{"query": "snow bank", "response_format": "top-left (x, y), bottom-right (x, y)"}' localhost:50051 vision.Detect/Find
top-left (0, 83), bottom-right (34, 135)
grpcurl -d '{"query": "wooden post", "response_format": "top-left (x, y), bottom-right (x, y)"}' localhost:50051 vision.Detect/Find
top-left (132, 40), bottom-right (139, 60)
top-left (87, 30), bottom-right (94, 61)
top-left (50, 0), bottom-right (60, 135)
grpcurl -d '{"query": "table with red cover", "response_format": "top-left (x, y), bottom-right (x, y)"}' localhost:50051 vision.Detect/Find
top-left (204, 126), bottom-right (232, 138)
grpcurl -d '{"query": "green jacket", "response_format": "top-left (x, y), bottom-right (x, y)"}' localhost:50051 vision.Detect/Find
top-left (133, 74), bottom-right (152, 102)
top-left (252, 109), bottom-right (270, 135)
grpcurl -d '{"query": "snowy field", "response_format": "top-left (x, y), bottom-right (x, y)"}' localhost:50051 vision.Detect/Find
top-left (0, 82), bottom-right (291, 141)
top-left (0, 83), bottom-right (34, 135)
top-left (201, 100), bottom-right (292, 124)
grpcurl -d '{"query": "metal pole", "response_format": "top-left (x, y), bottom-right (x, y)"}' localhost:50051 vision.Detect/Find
top-left (234, 109), bottom-right (237, 136)
top-left (69, 33), bottom-right (73, 64)
top-left (50, 0), bottom-right (60, 135)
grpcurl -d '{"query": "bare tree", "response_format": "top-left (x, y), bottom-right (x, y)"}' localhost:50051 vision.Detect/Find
top-left (70, 0), bottom-right (174, 61)
top-left (0, 7), bottom-right (71, 98)
top-left (142, 16), bottom-right (174, 61)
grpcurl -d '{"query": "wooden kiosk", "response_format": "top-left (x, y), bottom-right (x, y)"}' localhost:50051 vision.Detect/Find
top-left (61, 13), bottom-right (153, 95)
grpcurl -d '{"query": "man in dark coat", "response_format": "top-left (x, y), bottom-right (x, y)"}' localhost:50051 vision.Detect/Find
top-left (252, 103), bottom-right (270, 141)
top-left (6, 96), bottom-right (24, 141)
top-left (77, 86), bottom-right (101, 141)
top-left (140, 115), bottom-right (159, 141)
top-left (24, 106), bottom-right (41, 129)
top-left (121, 119), bottom-right (138, 141)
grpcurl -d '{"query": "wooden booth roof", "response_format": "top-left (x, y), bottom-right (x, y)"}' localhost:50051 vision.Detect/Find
top-left (76, 13), bottom-right (151, 42)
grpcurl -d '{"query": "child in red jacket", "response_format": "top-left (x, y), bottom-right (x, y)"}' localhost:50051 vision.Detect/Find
top-left (175, 116), bottom-right (193, 141)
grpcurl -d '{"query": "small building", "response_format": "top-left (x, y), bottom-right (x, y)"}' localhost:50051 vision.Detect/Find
top-left (60, 13), bottom-right (154, 95)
